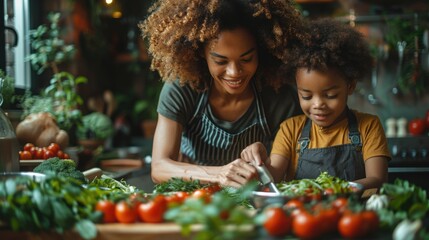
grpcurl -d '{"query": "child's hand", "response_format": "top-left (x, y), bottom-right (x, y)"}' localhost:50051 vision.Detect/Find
top-left (240, 142), bottom-right (268, 166)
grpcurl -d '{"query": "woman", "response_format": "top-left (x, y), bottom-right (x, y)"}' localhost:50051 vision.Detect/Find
top-left (139, 0), bottom-right (305, 188)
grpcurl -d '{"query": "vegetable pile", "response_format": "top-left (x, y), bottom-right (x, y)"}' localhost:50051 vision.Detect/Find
top-left (1, 172), bottom-right (429, 240)
top-left (18, 142), bottom-right (70, 160)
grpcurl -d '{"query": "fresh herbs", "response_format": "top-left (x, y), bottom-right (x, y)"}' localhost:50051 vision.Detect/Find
top-left (165, 182), bottom-right (258, 240)
top-left (153, 177), bottom-right (209, 193)
top-left (377, 179), bottom-right (429, 228)
top-left (0, 175), bottom-right (103, 239)
top-left (87, 174), bottom-right (140, 202)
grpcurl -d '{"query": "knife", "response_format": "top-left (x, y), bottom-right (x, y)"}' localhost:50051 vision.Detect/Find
top-left (254, 164), bottom-right (281, 194)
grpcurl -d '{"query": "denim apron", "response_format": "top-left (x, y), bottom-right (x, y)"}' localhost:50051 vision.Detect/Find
top-left (295, 108), bottom-right (366, 181)
top-left (181, 82), bottom-right (271, 166)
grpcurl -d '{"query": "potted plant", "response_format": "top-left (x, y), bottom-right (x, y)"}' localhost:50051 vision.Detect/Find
top-left (76, 112), bottom-right (114, 151)
top-left (0, 69), bottom-right (15, 109)
top-left (18, 12), bottom-right (87, 147)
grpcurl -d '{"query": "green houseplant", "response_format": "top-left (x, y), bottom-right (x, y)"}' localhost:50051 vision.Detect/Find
top-left (22, 12), bottom-right (87, 132)
top-left (0, 69), bottom-right (15, 109)
top-left (76, 112), bottom-right (114, 141)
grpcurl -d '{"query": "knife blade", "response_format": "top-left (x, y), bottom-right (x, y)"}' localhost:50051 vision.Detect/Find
top-left (254, 164), bottom-right (281, 194)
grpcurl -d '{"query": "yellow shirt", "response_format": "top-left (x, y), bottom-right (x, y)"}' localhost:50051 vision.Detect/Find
top-left (271, 110), bottom-right (391, 181)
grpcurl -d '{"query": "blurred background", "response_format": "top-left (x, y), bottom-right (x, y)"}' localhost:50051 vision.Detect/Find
top-left (1, 0), bottom-right (429, 190)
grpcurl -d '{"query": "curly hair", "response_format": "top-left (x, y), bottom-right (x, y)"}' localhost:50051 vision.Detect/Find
top-left (139, 0), bottom-right (305, 91)
top-left (285, 18), bottom-right (373, 84)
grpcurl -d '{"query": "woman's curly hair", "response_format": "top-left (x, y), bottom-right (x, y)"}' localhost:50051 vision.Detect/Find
top-left (285, 18), bottom-right (373, 84)
top-left (139, 0), bottom-right (305, 91)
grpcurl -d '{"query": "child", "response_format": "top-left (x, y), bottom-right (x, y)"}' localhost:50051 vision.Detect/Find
top-left (241, 19), bottom-right (391, 190)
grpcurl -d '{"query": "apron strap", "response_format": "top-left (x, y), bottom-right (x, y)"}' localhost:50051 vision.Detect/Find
top-left (297, 107), bottom-right (362, 154)
top-left (346, 107), bottom-right (362, 149)
top-left (297, 117), bottom-right (311, 154)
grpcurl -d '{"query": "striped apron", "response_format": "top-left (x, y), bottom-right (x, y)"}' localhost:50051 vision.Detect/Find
top-left (180, 82), bottom-right (271, 166)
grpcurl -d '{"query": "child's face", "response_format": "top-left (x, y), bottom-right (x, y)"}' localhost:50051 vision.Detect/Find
top-left (296, 68), bottom-right (356, 128)
top-left (203, 27), bottom-right (258, 96)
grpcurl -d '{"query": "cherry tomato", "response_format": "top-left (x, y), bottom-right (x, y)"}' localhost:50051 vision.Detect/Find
top-left (29, 147), bottom-right (39, 159)
top-left (115, 201), bottom-right (137, 224)
top-left (292, 210), bottom-right (322, 239)
top-left (331, 197), bottom-right (348, 213)
top-left (175, 191), bottom-right (190, 203)
top-left (361, 210), bottom-right (379, 233)
top-left (95, 200), bottom-right (117, 223)
top-left (204, 184), bottom-right (222, 194)
top-left (323, 188), bottom-right (335, 196)
top-left (19, 150), bottom-right (32, 160)
top-left (138, 195), bottom-right (168, 223)
top-left (285, 199), bottom-right (305, 210)
top-left (165, 194), bottom-right (181, 207)
top-left (263, 207), bottom-right (292, 237)
top-left (338, 212), bottom-right (366, 238)
top-left (165, 191), bottom-right (188, 207)
top-left (219, 210), bottom-right (230, 220)
top-left (56, 150), bottom-right (65, 159)
top-left (43, 149), bottom-right (56, 159)
top-left (23, 143), bottom-right (35, 151)
top-left (35, 148), bottom-right (44, 159)
top-left (47, 143), bottom-right (61, 154)
top-left (317, 207), bottom-right (341, 234)
top-left (191, 189), bottom-right (211, 203)
top-left (63, 153), bottom-right (70, 159)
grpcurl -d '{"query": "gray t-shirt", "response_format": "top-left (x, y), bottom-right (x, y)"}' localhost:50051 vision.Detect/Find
top-left (157, 80), bottom-right (302, 141)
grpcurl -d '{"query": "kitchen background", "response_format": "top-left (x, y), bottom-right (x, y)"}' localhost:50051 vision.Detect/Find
top-left (1, 0), bottom-right (429, 189)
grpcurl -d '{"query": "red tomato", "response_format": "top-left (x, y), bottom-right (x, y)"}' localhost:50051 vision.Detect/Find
top-left (56, 150), bottom-right (65, 159)
top-left (292, 211), bottom-right (322, 239)
top-left (219, 210), bottom-right (230, 220)
top-left (166, 191), bottom-right (189, 207)
top-left (338, 212), bottom-right (366, 238)
top-left (29, 147), bottom-right (39, 159)
top-left (19, 150), bottom-right (32, 160)
top-left (63, 153), bottom-right (70, 159)
top-left (175, 191), bottom-right (190, 203)
top-left (361, 210), bottom-right (379, 233)
top-left (331, 197), bottom-right (348, 213)
top-left (263, 207), bottom-right (292, 237)
top-left (35, 148), bottom-right (44, 159)
top-left (408, 118), bottom-right (426, 136)
top-left (317, 208), bottom-right (341, 234)
top-left (95, 200), bottom-right (117, 223)
top-left (115, 201), bottom-right (137, 224)
top-left (204, 184), bottom-right (222, 194)
top-left (323, 188), bottom-right (335, 196)
top-left (23, 143), bottom-right (35, 151)
top-left (47, 143), bottom-right (60, 154)
top-left (138, 195), bottom-right (168, 223)
top-left (284, 199), bottom-right (305, 211)
top-left (43, 149), bottom-right (56, 159)
top-left (165, 194), bottom-right (181, 207)
top-left (191, 189), bottom-right (211, 203)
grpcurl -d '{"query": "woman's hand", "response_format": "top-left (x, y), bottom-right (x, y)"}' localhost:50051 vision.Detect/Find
top-left (217, 159), bottom-right (258, 188)
top-left (240, 142), bottom-right (268, 166)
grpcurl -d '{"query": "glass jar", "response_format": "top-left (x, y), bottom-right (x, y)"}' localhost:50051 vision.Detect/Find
top-left (0, 78), bottom-right (19, 172)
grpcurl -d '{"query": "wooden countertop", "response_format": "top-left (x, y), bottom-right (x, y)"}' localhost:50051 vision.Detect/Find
top-left (1, 222), bottom-right (203, 240)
